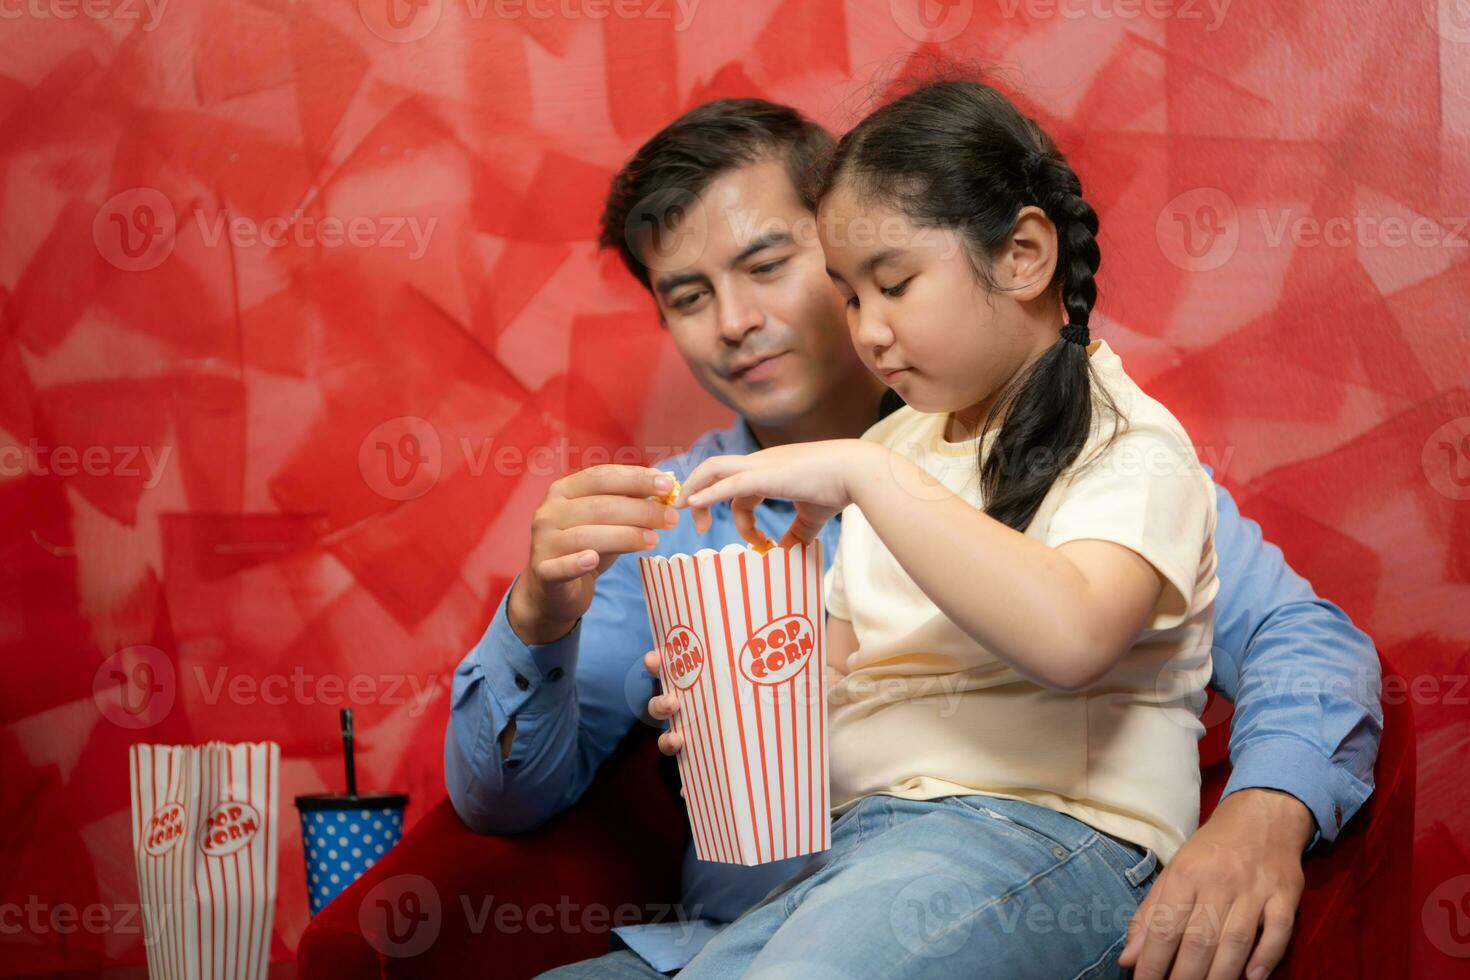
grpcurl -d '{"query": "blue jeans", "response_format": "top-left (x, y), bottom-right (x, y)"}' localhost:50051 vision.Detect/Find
top-left (542, 793), bottom-right (1159, 979)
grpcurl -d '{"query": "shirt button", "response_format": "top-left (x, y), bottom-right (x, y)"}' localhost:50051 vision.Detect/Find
top-left (505, 758), bottom-right (521, 769)
top-left (548, 667), bottom-right (564, 682)
top-left (514, 673), bottom-right (530, 691)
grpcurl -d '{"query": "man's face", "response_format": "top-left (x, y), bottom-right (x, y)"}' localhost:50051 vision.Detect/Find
top-left (637, 159), bottom-right (872, 430)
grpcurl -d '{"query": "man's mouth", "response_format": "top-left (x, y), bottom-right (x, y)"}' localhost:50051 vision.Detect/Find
top-left (730, 352), bottom-right (787, 382)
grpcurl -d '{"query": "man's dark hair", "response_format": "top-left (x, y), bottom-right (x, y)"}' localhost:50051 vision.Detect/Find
top-left (597, 98), bottom-right (834, 292)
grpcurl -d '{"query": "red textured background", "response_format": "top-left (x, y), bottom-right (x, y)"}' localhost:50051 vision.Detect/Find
top-left (2, 0), bottom-right (1467, 975)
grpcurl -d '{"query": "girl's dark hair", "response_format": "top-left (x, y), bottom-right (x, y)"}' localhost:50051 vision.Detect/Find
top-left (820, 78), bottom-right (1122, 534)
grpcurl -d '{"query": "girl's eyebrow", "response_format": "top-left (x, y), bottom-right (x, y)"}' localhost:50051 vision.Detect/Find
top-left (826, 246), bottom-right (904, 284)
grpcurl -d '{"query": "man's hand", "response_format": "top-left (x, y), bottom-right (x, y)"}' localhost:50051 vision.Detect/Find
top-left (1119, 788), bottom-right (1314, 980)
top-left (507, 465), bottom-right (680, 646)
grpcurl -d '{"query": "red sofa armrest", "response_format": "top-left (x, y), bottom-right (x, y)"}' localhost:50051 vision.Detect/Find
top-left (1198, 652), bottom-right (1415, 979)
top-left (298, 726), bottom-right (690, 979)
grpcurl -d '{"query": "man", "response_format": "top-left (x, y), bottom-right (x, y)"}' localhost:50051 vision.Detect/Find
top-left (446, 99), bottom-right (1382, 979)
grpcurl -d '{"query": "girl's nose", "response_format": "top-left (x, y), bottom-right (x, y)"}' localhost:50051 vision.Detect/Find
top-left (850, 303), bottom-right (893, 350)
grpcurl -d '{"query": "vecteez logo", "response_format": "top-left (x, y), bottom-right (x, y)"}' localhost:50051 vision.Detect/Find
top-left (738, 615), bottom-right (815, 686)
top-left (663, 626), bottom-right (705, 690)
top-left (200, 802), bottom-right (261, 857)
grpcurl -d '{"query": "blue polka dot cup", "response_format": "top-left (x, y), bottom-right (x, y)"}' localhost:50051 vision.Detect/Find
top-left (294, 792), bottom-right (408, 916)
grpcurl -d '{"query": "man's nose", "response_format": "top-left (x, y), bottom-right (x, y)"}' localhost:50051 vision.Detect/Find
top-left (715, 286), bottom-right (763, 342)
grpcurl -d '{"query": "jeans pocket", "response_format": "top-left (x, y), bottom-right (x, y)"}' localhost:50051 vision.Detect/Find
top-left (1091, 832), bottom-right (1159, 890)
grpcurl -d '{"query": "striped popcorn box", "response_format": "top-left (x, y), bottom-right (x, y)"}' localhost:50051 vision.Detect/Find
top-left (129, 742), bottom-right (280, 980)
top-left (638, 540), bottom-right (830, 866)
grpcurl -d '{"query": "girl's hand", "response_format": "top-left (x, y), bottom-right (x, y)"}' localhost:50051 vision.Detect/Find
top-left (675, 440), bottom-right (876, 548)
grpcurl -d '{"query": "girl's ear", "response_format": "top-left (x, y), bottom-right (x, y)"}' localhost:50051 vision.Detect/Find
top-left (994, 206), bottom-right (1058, 302)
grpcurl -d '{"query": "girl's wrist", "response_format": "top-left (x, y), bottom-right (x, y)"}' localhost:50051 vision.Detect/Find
top-left (842, 441), bottom-right (889, 507)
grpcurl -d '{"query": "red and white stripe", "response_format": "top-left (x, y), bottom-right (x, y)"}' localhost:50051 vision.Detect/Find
top-left (639, 541), bottom-right (829, 865)
top-left (129, 742), bottom-right (279, 979)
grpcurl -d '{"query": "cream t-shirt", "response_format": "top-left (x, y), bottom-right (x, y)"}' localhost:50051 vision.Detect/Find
top-left (823, 339), bottom-right (1218, 863)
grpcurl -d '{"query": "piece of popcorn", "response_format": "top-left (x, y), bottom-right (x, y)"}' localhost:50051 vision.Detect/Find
top-left (742, 528), bottom-right (777, 554)
top-left (653, 471), bottom-right (682, 507)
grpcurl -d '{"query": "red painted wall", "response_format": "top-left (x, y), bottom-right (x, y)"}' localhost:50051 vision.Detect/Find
top-left (1, 0), bottom-right (1466, 974)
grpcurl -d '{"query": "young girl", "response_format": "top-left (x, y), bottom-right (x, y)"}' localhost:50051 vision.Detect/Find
top-left (662, 79), bottom-right (1218, 978)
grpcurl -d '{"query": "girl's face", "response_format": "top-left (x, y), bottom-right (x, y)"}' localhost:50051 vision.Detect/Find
top-left (817, 182), bottom-right (1059, 435)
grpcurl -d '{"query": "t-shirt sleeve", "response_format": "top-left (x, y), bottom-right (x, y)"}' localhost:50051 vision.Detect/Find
top-left (823, 513), bottom-right (852, 622)
top-left (1044, 425), bottom-right (1215, 632)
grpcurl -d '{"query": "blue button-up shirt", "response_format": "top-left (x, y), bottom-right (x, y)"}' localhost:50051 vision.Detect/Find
top-left (446, 416), bottom-right (1382, 971)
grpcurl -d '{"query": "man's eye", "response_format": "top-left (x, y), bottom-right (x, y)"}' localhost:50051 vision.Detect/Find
top-left (672, 290), bottom-right (706, 310)
top-left (751, 258), bottom-right (789, 276)
top-left (881, 277), bottom-right (913, 298)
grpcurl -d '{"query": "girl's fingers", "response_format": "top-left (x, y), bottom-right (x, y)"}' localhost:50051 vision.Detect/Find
top-left (779, 509), bottom-right (826, 548)
top-left (685, 474), bottom-right (749, 509)
top-left (676, 455), bottom-right (741, 506)
top-left (732, 496), bottom-right (773, 550)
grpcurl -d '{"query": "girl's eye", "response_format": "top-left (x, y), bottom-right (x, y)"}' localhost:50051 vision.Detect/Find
top-left (881, 277), bottom-right (913, 298)
top-left (751, 258), bottom-right (789, 276)
top-left (845, 295), bottom-right (860, 310)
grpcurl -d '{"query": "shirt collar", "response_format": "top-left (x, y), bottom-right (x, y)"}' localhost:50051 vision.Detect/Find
top-left (716, 416), bottom-right (763, 456)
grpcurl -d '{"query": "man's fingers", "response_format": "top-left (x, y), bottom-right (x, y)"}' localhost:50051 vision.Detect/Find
top-left (647, 691), bottom-right (680, 722)
top-left (557, 465), bottom-right (673, 502)
top-left (533, 523), bottom-right (657, 583)
top-left (554, 525), bottom-right (661, 566)
top-left (1119, 879), bottom-right (1161, 965)
top-left (1166, 898), bottom-right (1232, 980)
top-left (1242, 896), bottom-right (1296, 980)
top-left (656, 729), bottom-right (684, 756)
top-left (1202, 900), bottom-right (1263, 980)
top-left (1128, 883), bottom-right (1196, 980)
top-left (559, 494), bottom-right (679, 532)
top-left (643, 648), bottom-right (663, 681)
top-left (534, 550), bottom-right (602, 585)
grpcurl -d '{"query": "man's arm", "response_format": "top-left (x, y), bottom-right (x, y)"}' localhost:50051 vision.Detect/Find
top-left (1120, 470), bottom-right (1384, 980)
top-left (445, 551), bottom-right (657, 835)
top-left (1206, 474), bottom-right (1382, 842)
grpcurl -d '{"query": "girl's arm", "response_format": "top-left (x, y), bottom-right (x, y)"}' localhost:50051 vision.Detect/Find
top-left (848, 448), bottom-right (1165, 691)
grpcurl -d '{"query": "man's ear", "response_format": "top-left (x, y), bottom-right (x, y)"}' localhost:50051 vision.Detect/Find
top-left (995, 206), bottom-right (1058, 302)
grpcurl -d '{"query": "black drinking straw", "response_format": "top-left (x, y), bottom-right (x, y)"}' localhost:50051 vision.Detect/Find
top-left (340, 708), bottom-right (357, 797)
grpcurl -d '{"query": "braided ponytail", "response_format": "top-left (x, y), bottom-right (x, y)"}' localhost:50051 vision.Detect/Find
top-left (819, 78), bottom-right (1123, 533)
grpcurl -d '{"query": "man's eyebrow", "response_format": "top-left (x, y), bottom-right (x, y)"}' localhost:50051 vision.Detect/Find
top-left (826, 246), bottom-right (903, 283)
top-left (731, 230), bottom-right (793, 266)
top-left (653, 270), bottom-right (706, 295)
top-left (653, 230), bottom-right (794, 295)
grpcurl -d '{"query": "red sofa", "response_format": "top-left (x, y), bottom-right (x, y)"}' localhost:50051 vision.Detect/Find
top-left (298, 654), bottom-right (1416, 979)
